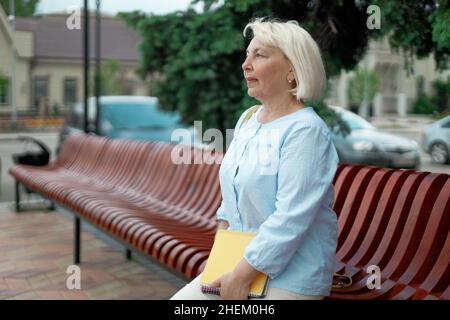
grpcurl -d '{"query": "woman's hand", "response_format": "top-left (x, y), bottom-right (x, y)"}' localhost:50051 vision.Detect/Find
top-left (216, 220), bottom-right (229, 231)
top-left (209, 271), bottom-right (251, 300)
top-left (209, 259), bottom-right (261, 300)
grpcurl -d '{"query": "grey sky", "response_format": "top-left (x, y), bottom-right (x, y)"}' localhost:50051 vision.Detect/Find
top-left (36, 0), bottom-right (196, 15)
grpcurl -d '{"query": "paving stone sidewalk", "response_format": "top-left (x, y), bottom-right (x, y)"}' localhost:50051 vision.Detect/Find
top-left (0, 206), bottom-right (186, 300)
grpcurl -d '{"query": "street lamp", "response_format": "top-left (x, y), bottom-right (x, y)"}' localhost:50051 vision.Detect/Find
top-left (83, 0), bottom-right (89, 133)
top-left (8, 0), bottom-right (17, 129)
top-left (95, 0), bottom-right (101, 135)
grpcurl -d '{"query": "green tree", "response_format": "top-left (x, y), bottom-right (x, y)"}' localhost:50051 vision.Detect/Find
top-left (372, 0), bottom-right (450, 73)
top-left (347, 68), bottom-right (379, 107)
top-left (119, 0), bottom-right (449, 135)
top-left (90, 59), bottom-right (126, 96)
top-left (431, 76), bottom-right (450, 113)
top-left (0, 0), bottom-right (39, 17)
top-left (410, 94), bottom-right (437, 115)
top-left (411, 76), bottom-right (450, 115)
top-left (0, 69), bottom-right (8, 102)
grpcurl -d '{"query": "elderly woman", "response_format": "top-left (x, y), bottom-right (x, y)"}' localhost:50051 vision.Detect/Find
top-left (171, 18), bottom-right (339, 300)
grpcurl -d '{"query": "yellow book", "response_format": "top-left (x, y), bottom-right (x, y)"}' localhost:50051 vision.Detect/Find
top-left (200, 229), bottom-right (269, 298)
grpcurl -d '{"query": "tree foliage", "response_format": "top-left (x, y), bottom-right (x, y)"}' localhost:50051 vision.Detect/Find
top-left (431, 75), bottom-right (450, 113)
top-left (0, 0), bottom-right (39, 17)
top-left (411, 75), bottom-right (450, 115)
top-left (411, 94), bottom-right (437, 115)
top-left (372, 0), bottom-right (450, 73)
top-left (119, 0), bottom-right (449, 133)
top-left (90, 59), bottom-right (127, 96)
top-left (0, 69), bottom-right (8, 99)
top-left (347, 68), bottom-right (379, 105)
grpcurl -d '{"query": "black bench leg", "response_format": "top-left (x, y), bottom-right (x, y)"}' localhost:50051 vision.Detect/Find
top-left (49, 202), bottom-right (56, 211)
top-left (74, 217), bottom-right (81, 264)
top-left (15, 180), bottom-right (21, 213)
top-left (126, 248), bottom-right (132, 260)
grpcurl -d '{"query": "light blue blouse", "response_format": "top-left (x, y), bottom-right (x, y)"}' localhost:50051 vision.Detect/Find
top-left (216, 105), bottom-right (339, 296)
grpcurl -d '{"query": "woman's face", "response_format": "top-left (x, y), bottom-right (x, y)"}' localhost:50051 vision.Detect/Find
top-left (242, 37), bottom-right (294, 102)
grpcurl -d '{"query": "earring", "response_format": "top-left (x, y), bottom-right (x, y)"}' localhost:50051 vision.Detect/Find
top-left (288, 71), bottom-right (294, 83)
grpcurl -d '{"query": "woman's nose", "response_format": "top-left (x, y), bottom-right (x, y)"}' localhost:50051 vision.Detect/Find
top-left (242, 57), bottom-right (252, 71)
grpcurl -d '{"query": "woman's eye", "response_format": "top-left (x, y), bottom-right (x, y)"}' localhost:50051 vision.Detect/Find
top-left (245, 52), bottom-right (265, 58)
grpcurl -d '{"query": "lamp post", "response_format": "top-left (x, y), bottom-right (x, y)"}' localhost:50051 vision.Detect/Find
top-left (76, 0), bottom-right (90, 265)
top-left (83, 0), bottom-right (89, 133)
top-left (9, 0), bottom-right (17, 128)
top-left (95, 0), bottom-right (101, 135)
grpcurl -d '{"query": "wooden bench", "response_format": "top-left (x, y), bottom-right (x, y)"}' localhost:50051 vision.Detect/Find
top-left (9, 133), bottom-right (449, 300)
top-left (330, 164), bottom-right (449, 299)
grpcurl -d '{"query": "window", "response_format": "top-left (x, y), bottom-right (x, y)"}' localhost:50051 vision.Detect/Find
top-left (339, 109), bottom-right (377, 131)
top-left (416, 75), bottom-right (425, 97)
top-left (0, 77), bottom-right (9, 105)
top-left (64, 78), bottom-right (78, 107)
top-left (33, 77), bottom-right (49, 112)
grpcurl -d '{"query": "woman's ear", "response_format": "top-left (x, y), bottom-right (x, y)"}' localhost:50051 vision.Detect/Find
top-left (287, 71), bottom-right (295, 84)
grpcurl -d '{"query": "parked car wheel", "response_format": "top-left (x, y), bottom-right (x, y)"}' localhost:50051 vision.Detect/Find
top-left (421, 115), bottom-right (450, 166)
top-left (430, 142), bottom-right (449, 164)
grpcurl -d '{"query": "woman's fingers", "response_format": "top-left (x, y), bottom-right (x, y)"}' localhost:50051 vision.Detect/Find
top-left (209, 277), bottom-right (222, 288)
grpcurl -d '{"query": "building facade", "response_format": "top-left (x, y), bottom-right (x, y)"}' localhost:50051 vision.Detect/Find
top-left (326, 37), bottom-right (450, 118)
top-left (0, 5), bottom-right (150, 117)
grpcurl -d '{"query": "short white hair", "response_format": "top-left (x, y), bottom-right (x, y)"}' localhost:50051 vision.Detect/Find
top-left (243, 18), bottom-right (326, 101)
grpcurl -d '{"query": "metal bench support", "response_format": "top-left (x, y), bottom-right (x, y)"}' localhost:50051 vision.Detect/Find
top-left (15, 180), bottom-right (21, 212)
top-left (126, 249), bottom-right (132, 260)
top-left (74, 217), bottom-right (81, 264)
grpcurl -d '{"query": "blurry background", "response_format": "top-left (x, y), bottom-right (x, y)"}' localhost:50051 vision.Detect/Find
top-left (0, 0), bottom-right (449, 204)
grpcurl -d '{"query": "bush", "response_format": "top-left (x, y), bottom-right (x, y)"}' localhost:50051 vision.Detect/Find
top-left (410, 94), bottom-right (437, 114)
top-left (52, 102), bottom-right (61, 116)
top-left (432, 76), bottom-right (450, 113)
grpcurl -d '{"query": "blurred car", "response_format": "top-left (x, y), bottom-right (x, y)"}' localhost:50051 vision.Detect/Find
top-left (421, 115), bottom-right (450, 164)
top-left (330, 106), bottom-right (421, 169)
top-left (58, 96), bottom-right (200, 153)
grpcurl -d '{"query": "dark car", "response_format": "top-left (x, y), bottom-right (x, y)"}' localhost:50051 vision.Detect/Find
top-left (58, 96), bottom-right (199, 153)
top-left (330, 106), bottom-right (421, 169)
